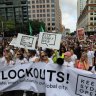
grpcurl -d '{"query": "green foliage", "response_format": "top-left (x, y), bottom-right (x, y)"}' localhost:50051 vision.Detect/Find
top-left (5, 20), bottom-right (15, 31)
top-left (28, 20), bottom-right (45, 35)
top-left (0, 16), bottom-right (15, 32)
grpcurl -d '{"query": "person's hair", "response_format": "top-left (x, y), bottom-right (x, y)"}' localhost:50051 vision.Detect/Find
top-left (81, 52), bottom-right (88, 58)
top-left (5, 52), bottom-right (12, 60)
top-left (28, 50), bottom-right (36, 56)
top-left (56, 58), bottom-right (64, 65)
top-left (45, 48), bottom-right (53, 58)
top-left (59, 45), bottom-right (66, 56)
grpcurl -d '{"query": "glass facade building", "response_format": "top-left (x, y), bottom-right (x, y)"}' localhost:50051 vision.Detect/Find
top-left (0, 0), bottom-right (28, 23)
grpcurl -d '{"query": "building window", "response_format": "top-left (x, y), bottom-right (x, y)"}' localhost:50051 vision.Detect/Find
top-left (43, 5), bottom-right (45, 8)
top-left (47, 9), bottom-right (50, 12)
top-left (48, 27), bottom-right (50, 30)
top-left (40, 10), bottom-right (42, 13)
top-left (40, 5), bottom-right (42, 8)
top-left (46, 0), bottom-right (49, 3)
top-left (28, 1), bottom-right (30, 4)
top-left (51, 0), bottom-right (54, 3)
top-left (43, 14), bottom-right (46, 17)
top-left (47, 5), bottom-right (50, 8)
top-left (32, 5), bottom-right (35, 8)
top-left (43, 9), bottom-right (45, 12)
top-left (94, 17), bottom-right (96, 20)
top-left (37, 14), bottom-right (39, 17)
top-left (52, 23), bottom-right (55, 26)
top-left (28, 6), bottom-right (31, 9)
top-left (51, 9), bottom-right (55, 12)
top-left (32, 10), bottom-right (35, 13)
top-left (48, 23), bottom-right (50, 26)
top-left (47, 14), bottom-right (50, 17)
top-left (52, 14), bottom-right (55, 17)
top-left (40, 14), bottom-right (42, 17)
top-left (90, 17), bottom-right (93, 20)
top-left (51, 4), bottom-right (54, 8)
top-left (33, 14), bottom-right (35, 18)
top-left (37, 10), bottom-right (39, 13)
top-left (32, 1), bottom-right (35, 4)
top-left (52, 18), bottom-right (55, 21)
top-left (90, 13), bottom-right (93, 15)
top-left (47, 18), bottom-right (50, 21)
top-left (37, 5), bottom-right (39, 8)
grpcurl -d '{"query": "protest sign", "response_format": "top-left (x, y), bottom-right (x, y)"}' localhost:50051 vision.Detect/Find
top-left (16, 33), bottom-right (37, 49)
top-left (0, 63), bottom-right (45, 93)
top-left (0, 62), bottom-right (96, 96)
top-left (38, 32), bottom-right (62, 50)
top-left (77, 28), bottom-right (86, 41)
top-left (45, 64), bottom-right (96, 96)
top-left (9, 38), bottom-right (17, 47)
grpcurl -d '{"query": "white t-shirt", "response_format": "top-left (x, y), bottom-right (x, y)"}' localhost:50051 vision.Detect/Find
top-left (29, 56), bottom-right (38, 62)
top-left (63, 61), bottom-right (74, 68)
top-left (71, 54), bottom-right (77, 63)
top-left (15, 58), bottom-right (28, 64)
top-left (87, 51), bottom-right (94, 66)
top-left (3, 60), bottom-right (15, 66)
top-left (47, 58), bottom-right (54, 64)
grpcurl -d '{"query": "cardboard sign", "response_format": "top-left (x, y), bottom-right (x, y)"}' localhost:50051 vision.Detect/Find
top-left (38, 32), bottom-right (62, 49)
top-left (77, 28), bottom-right (86, 41)
top-left (16, 33), bottom-right (37, 49)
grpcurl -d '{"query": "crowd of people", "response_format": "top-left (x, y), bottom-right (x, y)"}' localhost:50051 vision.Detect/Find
top-left (0, 34), bottom-right (96, 96)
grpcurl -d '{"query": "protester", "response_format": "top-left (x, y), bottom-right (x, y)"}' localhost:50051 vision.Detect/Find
top-left (70, 50), bottom-right (77, 64)
top-left (3, 52), bottom-right (15, 66)
top-left (75, 52), bottom-right (89, 70)
top-left (15, 49), bottom-right (28, 64)
top-left (35, 50), bottom-right (53, 64)
top-left (63, 51), bottom-right (74, 68)
top-left (74, 42), bottom-right (82, 60)
top-left (52, 43), bottom-right (66, 63)
top-left (27, 49), bottom-right (37, 62)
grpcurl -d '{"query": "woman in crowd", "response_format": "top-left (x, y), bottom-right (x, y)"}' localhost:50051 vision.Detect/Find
top-left (35, 50), bottom-right (53, 64)
top-left (3, 52), bottom-right (15, 66)
top-left (75, 52), bottom-right (89, 70)
top-left (52, 43), bottom-right (66, 63)
top-left (15, 49), bottom-right (28, 64)
top-left (27, 49), bottom-right (37, 62)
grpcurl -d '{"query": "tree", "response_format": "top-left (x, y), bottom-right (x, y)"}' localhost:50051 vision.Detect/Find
top-left (5, 20), bottom-right (15, 31)
top-left (27, 20), bottom-right (45, 35)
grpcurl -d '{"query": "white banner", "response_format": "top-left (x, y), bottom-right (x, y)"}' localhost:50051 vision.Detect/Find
top-left (0, 63), bottom-right (96, 96)
top-left (16, 33), bottom-right (37, 50)
top-left (38, 32), bottom-right (62, 50)
top-left (45, 64), bottom-right (96, 96)
top-left (9, 38), bottom-right (17, 47)
top-left (0, 63), bottom-right (45, 93)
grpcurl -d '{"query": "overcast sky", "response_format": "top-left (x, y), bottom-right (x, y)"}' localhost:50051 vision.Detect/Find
top-left (61, 0), bottom-right (77, 32)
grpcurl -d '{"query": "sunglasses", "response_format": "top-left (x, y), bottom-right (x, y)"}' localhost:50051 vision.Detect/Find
top-left (41, 55), bottom-right (47, 58)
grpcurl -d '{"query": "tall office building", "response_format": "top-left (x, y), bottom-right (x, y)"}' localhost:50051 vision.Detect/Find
top-left (0, 0), bottom-right (28, 23)
top-left (77, 0), bottom-right (96, 33)
top-left (77, 0), bottom-right (87, 18)
top-left (28, 0), bottom-right (62, 32)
